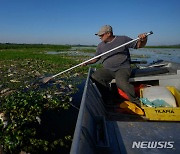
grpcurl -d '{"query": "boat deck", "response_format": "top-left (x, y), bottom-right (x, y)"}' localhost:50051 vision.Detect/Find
top-left (109, 121), bottom-right (180, 154)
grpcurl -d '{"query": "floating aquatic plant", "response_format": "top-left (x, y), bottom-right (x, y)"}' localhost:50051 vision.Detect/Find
top-left (0, 44), bottom-right (88, 153)
top-left (0, 89), bottom-right (72, 153)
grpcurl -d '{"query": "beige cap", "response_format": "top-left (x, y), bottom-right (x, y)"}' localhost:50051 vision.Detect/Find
top-left (95, 25), bottom-right (113, 36)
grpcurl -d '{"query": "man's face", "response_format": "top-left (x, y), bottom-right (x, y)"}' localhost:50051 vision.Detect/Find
top-left (99, 32), bottom-right (111, 42)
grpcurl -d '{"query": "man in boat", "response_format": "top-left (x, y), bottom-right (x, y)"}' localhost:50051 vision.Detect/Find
top-left (83, 25), bottom-right (148, 107)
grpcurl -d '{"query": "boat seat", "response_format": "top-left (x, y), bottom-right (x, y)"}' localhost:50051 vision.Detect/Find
top-left (130, 67), bottom-right (169, 78)
top-left (110, 67), bottom-right (170, 85)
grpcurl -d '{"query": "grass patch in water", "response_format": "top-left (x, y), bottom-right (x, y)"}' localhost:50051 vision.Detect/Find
top-left (77, 48), bottom-right (96, 53)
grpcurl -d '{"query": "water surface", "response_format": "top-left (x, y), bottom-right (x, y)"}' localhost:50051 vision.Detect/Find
top-left (47, 48), bottom-right (180, 64)
top-left (130, 48), bottom-right (180, 63)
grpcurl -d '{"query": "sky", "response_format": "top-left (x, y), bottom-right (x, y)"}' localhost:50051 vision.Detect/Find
top-left (0, 0), bottom-right (180, 46)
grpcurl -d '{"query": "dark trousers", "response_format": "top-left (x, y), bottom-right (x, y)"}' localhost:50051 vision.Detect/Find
top-left (91, 68), bottom-right (138, 103)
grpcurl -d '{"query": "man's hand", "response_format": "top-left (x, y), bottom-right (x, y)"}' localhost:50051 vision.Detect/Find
top-left (81, 63), bottom-right (88, 66)
top-left (138, 33), bottom-right (147, 42)
top-left (81, 58), bottom-right (99, 66)
top-left (137, 33), bottom-right (148, 48)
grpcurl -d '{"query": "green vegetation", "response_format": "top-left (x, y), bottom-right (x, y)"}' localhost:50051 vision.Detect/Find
top-left (0, 90), bottom-right (71, 153)
top-left (0, 43), bottom-right (90, 153)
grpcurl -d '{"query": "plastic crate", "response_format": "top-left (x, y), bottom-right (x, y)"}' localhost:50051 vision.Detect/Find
top-left (140, 86), bottom-right (180, 121)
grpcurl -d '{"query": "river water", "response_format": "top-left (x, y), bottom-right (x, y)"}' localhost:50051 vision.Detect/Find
top-left (130, 48), bottom-right (180, 64)
top-left (47, 48), bottom-right (180, 64)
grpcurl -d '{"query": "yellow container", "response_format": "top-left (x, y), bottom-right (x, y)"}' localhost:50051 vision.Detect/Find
top-left (140, 86), bottom-right (180, 121)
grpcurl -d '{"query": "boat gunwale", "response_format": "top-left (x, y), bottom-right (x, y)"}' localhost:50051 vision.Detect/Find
top-left (70, 68), bottom-right (92, 154)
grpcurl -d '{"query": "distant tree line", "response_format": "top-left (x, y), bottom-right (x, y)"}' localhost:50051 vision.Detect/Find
top-left (0, 43), bottom-right (71, 50)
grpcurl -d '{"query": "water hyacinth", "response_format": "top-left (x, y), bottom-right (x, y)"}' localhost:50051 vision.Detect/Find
top-left (0, 87), bottom-right (75, 153)
top-left (0, 44), bottom-right (90, 153)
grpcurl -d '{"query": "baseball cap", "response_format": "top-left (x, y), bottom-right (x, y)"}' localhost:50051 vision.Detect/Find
top-left (95, 25), bottom-right (113, 36)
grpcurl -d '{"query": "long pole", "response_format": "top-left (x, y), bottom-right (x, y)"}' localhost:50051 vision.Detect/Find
top-left (42, 31), bottom-right (153, 83)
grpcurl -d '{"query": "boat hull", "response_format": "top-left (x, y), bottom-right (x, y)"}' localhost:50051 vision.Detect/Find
top-left (70, 61), bottom-right (180, 154)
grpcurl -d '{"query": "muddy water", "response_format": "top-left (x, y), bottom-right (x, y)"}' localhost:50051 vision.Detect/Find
top-left (40, 79), bottom-right (86, 153)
